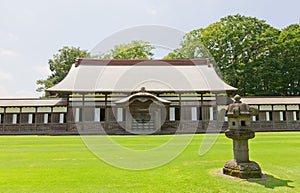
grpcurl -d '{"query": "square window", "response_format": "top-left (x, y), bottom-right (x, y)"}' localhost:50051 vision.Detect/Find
top-left (191, 107), bottom-right (197, 121)
top-left (100, 108), bottom-right (106, 121)
top-left (28, 114), bottom-right (35, 124)
top-left (175, 108), bottom-right (180, 120)
top-left (59, 113), bottom-right (65, 124)
top-left (241, 120), bottom-right (246, 126)
top-left (75, 108), bottom-right (82, 122)
top-left (169, 107), bottom-right (175, 121)
top-left (117, 108), bottom-right (123, 122)
top-left (12, 114), bottom-right (19, 124)
top-left (44, 114), bottom-right (51, 124)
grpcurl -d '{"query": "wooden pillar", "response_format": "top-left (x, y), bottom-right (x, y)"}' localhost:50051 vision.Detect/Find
top-left (201, 93), bottom-right (204, 130)
top-left (66, 96), bottom-right (70, 132)
top-left (82, 94), bottom-right (86, 107)
top-left (258, 105), bottom-right (261, 130)
top-left (34, 107), bottom-right (37, 134)
top-left (179, 92), bottom-right (182, 131)
top-left (104, 93), bottom-right (108, 131)
top-left (50, 107), bottom-right (53, 132)
top-left (19, 107), bottom-right (22, 133)
top-left (299, 104), bottom-right (300, 121)
top-left (271, 104), bottom-right (274, 129)
top-left (214, 93), bottom-right (217, 120)
top-left (2, 107), bottom-right (6, 133)
top-left (82, 94), bottom-right (85, 131)
top-left (285, 104), bottom-right (288, 128)
top-left (156, 109), bottom-right (161, 132)
top-left (124, 104), bottom-right (131, 132)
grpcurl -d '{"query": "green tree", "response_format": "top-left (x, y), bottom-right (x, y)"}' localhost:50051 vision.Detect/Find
top-left (165, 14), bottom-right (281, 96)
top-left (102, 40), bottom-right (154, 59)
top-left (38, 41), bottom-right (155, 97)
top-left (201, 15), bottom-right (281, 96)
top-left (36, 46), bottom-right (90, 97)
top-left (278, 23), bottom-right (300, 95)
top-left (243, 26), bottom-right (283, 96)
top-left (164, 30), bottom-right (212, 59)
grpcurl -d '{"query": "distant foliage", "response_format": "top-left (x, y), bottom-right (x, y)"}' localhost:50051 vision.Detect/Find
top-left (165, 14), bottom-right (299, 96)
top-left (36, 46), bottom-right (90, 97)
top-left (277, 24), bottom-right (300, 95)
top-left (100, 40), bottom-right (155, 59)
top-left (37, 41), bottom-right (155, 97)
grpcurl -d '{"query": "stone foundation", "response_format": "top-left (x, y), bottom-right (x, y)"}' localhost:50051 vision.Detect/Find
top-left (223, 160), bottom-right (262, 179)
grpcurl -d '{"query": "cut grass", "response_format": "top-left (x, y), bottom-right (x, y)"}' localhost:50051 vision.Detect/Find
top-left (0, 132), bottom-right (299, 193)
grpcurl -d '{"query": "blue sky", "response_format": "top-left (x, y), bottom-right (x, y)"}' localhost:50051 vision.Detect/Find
top-left (0, 0), bottom-right (299, 98)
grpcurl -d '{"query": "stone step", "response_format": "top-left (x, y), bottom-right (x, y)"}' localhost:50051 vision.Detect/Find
top-left (131, 120), bottom-right (155, 130)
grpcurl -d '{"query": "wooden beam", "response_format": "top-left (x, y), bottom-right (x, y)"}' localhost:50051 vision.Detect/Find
top-left (201, 93), bottom-right (204, 130)
top-left (179, 92), bottom-right (182, 131)
top-left (34, 107), bottom-right (37, 134)
top-left (2, 107), bottom-right (6, 133)
top-left (104, 93), bottom-right (108, 131)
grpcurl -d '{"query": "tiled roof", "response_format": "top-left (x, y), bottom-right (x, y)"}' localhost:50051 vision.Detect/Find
top-left (47, 59), bottom-right (237, 94)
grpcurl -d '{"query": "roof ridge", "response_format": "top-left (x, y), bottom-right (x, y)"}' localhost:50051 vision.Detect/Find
top-left (75, 58), bottom-right (210, 67)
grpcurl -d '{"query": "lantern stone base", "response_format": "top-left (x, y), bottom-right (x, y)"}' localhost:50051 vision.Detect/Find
top-left (223, 160), bottom-right (262, 179)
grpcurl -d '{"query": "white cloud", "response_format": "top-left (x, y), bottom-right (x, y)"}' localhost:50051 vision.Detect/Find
top-left (34, 65), bottom-right (51, 76)
top-left (0, 31), bottom-right (18, 41)
top-left (0, 71), bottom-right (13, 81)
top-left (146, 8), bottom-right (158, 16)
top-left (0, 48), bottom-right (18, 57)
top-left (8, 32), bottom-right (19, 41)
top-left (15, 90), bottom-right (39, 98)
top-left (0, 85), bottom-right (10, 98)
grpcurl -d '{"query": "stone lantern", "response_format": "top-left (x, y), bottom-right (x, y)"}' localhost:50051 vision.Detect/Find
top-left (223, 95), bottom-right (262, 179)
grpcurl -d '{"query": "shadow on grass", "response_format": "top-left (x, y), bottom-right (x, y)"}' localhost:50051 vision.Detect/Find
top-left (249, 174), bottom-right (294, 189)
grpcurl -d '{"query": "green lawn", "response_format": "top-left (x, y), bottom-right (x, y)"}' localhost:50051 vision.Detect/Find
top-left (0, 132), bottom-right (299, 193)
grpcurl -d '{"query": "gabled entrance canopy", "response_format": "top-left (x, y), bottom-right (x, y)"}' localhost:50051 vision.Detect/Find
top-left (115, 87), bottom-right (171, 105)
